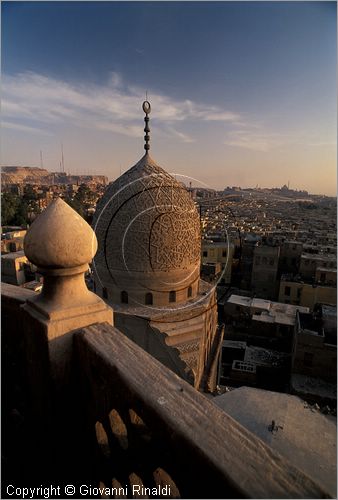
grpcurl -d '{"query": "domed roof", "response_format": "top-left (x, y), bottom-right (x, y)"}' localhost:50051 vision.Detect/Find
top-left (92, 152), bottom-right (201, 296)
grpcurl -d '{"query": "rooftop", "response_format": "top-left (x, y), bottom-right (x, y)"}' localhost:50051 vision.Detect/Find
top-left (202, 241), bottom-right (235, 248)
top-left (227, 294), bottom-right (309, 325)
top-left (244, 346), bottom-right (288, 367)
top-left (214, 386), bottom-right (337, 498)
top-left (298, 307), bottom-right (337, 344)
top-left (1, 250), bottom-right (26, 260)
top-left (291, 373), bottom-right (337, 403)
top-left (222, 340), bottom-right (247, 349)
top-left (317, 266), bottom-right (337, 273)
top-left (301, 253), bottom-right (336, 261)
top-left (281, 273), bottom-right (337, 286)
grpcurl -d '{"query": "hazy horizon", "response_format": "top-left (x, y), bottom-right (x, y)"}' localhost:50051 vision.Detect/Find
top-left (2, 1), bottom-right (336, 196)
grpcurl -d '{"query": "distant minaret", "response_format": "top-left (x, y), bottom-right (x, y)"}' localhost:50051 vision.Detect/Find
top-left (40, 150), bottom-right (43, 169)
top-left (142, 98), bottom-right (151, 153)
top-left (288, 180), bottom-right (290, 190)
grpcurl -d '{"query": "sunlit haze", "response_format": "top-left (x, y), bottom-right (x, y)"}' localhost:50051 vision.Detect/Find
top-left (2, 1), bottom-right (337, 196)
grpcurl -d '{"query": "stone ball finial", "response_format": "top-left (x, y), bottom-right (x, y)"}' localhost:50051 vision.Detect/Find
top-left (24, 197), bottom-right (97, 270)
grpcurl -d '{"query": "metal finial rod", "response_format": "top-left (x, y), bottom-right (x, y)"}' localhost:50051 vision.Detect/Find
top-left (142, 100), bottom-right (151, 152)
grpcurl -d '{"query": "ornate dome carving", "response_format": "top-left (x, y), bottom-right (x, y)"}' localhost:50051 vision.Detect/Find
top-left (92, 153), bottom-right (201, 306)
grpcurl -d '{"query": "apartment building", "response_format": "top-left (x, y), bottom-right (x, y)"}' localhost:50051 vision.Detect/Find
top-left (279, 274), bottom-right (337, 310)
top-left (201, 241), bottom-right (234, 285)
top-left (251, 244), bottom-right (280, 299)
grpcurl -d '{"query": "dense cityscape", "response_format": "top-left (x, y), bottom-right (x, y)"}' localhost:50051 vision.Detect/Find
top-left (2, 165), bottom-right (336, 409)
top-left (2, 164), bottom-right (337, 499)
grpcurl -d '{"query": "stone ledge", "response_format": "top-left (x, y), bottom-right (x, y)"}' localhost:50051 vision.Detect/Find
top-left (1, 282), bottom-right (36, 302)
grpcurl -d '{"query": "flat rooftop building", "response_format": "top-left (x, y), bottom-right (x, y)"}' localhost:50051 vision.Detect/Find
top-left (214, 387), bottom-right (336, 498)
top-left (226, 294), bottom-right (309, 327)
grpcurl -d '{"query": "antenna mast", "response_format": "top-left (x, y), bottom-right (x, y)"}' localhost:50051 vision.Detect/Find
top-left (61, 143), bottom-right (65, 173)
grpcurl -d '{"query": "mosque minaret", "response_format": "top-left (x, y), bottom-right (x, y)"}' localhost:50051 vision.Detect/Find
top-left (92, 101), bottom-right (222, 391)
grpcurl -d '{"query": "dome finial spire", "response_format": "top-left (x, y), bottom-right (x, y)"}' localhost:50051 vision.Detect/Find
top-left (142, 97), bottom-right (151, 153)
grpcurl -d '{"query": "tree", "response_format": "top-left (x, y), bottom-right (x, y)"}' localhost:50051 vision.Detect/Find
top-left (12, 199), bottom-right (29, 226)
top-left (66, 197), bottom-right (85, 218)
top-left (1, 192), bottom-right (20, 226)
top-left (1, 192), bottom-right (35, 227)
top-left (23, 184), bottom-right (38, 202)
top-left (64, 184), bottom-right (96, 221)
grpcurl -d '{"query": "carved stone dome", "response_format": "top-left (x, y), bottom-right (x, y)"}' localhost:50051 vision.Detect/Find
top-left (92, 153), bottom-right (201, 307)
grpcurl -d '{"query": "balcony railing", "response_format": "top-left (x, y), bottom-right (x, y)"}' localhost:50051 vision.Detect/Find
top-left (2, 283), bottom-right (330, 499)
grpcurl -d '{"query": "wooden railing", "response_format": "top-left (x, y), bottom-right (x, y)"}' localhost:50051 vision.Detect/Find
top-left (74, 322), bottom-right (330, 499)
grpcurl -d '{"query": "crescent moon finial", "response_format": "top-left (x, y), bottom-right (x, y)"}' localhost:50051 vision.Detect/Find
top-left (142, 98), bottom-right (151, 152)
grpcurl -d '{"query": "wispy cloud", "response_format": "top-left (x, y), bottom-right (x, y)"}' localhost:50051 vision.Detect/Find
top-left (224, 130), bottom-right (284, 152)
top-left (2, 120), bottom-right (53, 136)
top-left (224, 130), bottom-right (337, 153)
top-left (5, 71), bottom-right (328, 154)
top-left (2, 71), bottom-right (242, 142)
top-left (306, 141), bottom-right (337, 147)
top-left (165, 126), bottom-right (195, 143)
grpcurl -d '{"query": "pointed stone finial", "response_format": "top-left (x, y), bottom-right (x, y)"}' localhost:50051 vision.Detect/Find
top-left (142, 100), bottom-right (151, 152)
top-left (22, 197), bottom-right (112, 403)
top-left (24, 197), bottom-right (97, 270)
top-left (23, 198), bottom-right (106, 316)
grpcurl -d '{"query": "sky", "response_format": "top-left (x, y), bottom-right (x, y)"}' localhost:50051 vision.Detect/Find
top-left (1, 1), bottom-right (337, 195)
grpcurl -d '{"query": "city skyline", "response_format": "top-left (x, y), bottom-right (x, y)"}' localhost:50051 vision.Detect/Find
top-left (2, 1), bottom-right (337, 196)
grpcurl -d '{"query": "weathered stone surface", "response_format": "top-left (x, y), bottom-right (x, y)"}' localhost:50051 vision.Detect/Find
top-left (153, 468), bottom-right (180, 498)
top-left (21, 197), bottom-right (113, 391)
top-left (95, 421), bottom-right (111, 459)
top-left (92, 153), bottom-right (201, 306)
top-left (75, 322), bottom-right (331, 499)
top-left (24, 197), bottom-right (97, 269)
top-left (109, 409), bottom-right (128, 450)
top-left (91, 150), bottom-right (219, 392)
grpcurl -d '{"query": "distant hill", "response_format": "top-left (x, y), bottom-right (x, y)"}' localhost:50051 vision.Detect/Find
top-left (2, 166), bottom-right (50, 184)
top-left (1, 166), bottom-right (108, 186)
